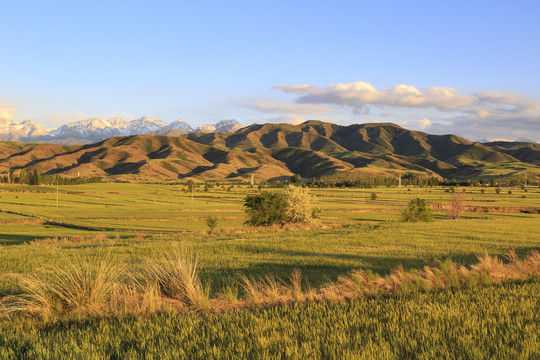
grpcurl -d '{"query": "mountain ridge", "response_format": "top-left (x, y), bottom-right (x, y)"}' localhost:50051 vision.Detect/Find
top-left (0, 121), bottom-right (539, 182)
top-left (0, 117), bottom-right (243, 144)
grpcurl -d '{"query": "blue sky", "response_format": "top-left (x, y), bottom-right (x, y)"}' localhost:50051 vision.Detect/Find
top-left (1, 0), bottom-right (539, 141)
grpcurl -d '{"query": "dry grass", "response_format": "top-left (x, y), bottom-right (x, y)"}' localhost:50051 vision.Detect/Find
top-left (29, 234), bottom-right (111, 245)
top-left (1, 250), bottom-right (538, 321)
top-left (0, 254), bottom-right (122, 319)
top-left (145, 248), bottom-right (210, 311)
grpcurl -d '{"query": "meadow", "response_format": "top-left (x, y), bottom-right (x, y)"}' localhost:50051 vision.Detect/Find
top-left (0, 182), bottom-right (539, 358)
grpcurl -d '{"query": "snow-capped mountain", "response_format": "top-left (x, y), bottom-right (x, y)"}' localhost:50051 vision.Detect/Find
top-left (194, 120), bottom-right (243, 133)
top-left (161, 119), bottom-right (193, 131)
top-left (0, 119), bottom-right (49, 141)
top-left (0, 117), bottom-right (244, 144)
top-left (515, 137), bottom-right (537, 143)
top-left (126, 117), bottom-right (168, 134)
top-left (50, 118), bottom-right (130, 140)
top-left (214, 119), bottom-right (243, 133)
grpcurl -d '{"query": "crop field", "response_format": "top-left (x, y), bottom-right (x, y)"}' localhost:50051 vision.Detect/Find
top-left (0, 182), bottom-right (539, 358)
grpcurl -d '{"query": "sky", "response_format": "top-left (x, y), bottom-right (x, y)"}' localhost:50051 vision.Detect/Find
top-left (1, 0), bottom-right (540, 141)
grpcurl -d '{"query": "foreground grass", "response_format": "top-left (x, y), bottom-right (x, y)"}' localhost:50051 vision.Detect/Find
top-left (1, 248), bottom-right (538, 318)
top-left (0, 280), bottom-right (537, 359)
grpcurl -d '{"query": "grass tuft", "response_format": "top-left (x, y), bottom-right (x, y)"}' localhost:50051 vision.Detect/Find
top-left (145, 248), bottom-right (210, 311)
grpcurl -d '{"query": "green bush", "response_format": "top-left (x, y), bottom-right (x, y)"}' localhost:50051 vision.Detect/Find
top-left (244, 186), bottom-right (320, 226)
top-left (370, 192), bottom-right (377, 200)
top-left (206, 216), bottom-right (218, 233)
top-left (244, 191), bottom-right (288, 226)
top-left (402, 198), bottom-right (433, 222)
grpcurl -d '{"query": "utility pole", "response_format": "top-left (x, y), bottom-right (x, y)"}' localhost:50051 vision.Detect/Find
top-left (56, 176), bottom-right (59, 207)
top-left (362, 186), bottom-right (365, 204)
top-left (398, 173), bottom-right (401, 188)
top-left (191, 183), bottom-right (194, 205)
top-left (251, 173), bottom-right (254, 186)
top-left (524, 172), bottom-right (527, 188)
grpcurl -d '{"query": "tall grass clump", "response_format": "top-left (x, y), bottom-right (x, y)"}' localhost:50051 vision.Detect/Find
top-left (0, 255), bottom-right (122, 319)
top-left (145, 248), bottom-right (210, 311)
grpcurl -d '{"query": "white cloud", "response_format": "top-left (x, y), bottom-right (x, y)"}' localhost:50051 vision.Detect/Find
top-left (234, 97), bottom-right (332, 115)
top-left (275, 81), bottom-right (473, 110)
top-left (0, 103), bottom-right (16, 120)
top-left (417, 118), bottom-right (431, 129)
top-left (273, 81), bottom-right (540, 141)
top-left (265, 115), bottom-right (305, 125)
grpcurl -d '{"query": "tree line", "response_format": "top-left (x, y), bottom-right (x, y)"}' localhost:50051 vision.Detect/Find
top-left (0, 169), bottom-right (102, 185)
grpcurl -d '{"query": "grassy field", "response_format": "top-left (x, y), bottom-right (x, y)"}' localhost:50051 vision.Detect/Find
top-left (0, 183), bottom-right (539, 358)
top-left (0, 182), bottom-right (539, 243)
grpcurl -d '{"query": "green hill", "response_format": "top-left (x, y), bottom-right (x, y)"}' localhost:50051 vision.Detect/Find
top-left (1, 121), bottom-right (539, 181)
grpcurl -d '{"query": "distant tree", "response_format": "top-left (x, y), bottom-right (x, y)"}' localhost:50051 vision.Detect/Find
top-left (29, 168), bottom-right (40, 185)
top-left (290, 174), bottom-right (302, 184)
top-left (370, 192), bottom-right (377, 201)
top-left (447, 190), bottom-right (465, 219)
top-left (402, 198), bottom-right (433, 222)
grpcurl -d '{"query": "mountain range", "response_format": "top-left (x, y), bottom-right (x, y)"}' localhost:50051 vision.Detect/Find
top-left (0, 121), bottom-right (539, 182)
top-left (0, 117), bottom-right (243, 144)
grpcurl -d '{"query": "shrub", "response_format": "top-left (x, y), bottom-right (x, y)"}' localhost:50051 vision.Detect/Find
top-left (244, 186), bottom-right (320, 226)
top-left (244, 191), bottom-right (288, 226)
top-left (370, 192), bottom-right (377, 200)
top-left (206, 216), bottom-right (218, 234)
top-left (283, 186), bottom-right (318, 223)
top-left (402, 198), bottom-right (433, 222)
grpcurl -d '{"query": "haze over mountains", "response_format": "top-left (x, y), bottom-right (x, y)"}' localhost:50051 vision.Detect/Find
top-left (0, 117), bottom-right (244, 144)
top-left (1, 121), bottom-right (539, 182)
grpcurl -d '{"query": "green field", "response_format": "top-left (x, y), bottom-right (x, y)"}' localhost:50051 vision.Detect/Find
top-left (0, 183), bottom-right (539, 358)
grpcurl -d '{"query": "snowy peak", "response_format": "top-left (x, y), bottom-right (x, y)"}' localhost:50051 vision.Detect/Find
top-left (214, 119), bottom-right (243, 132)
top-left (127, 117), bottom-right (168, 134)
top-left (195, 119), bottom-right (243, 133)
top-left (0, 116), bottom-right (244, 144)
top-left (0, 118), bottom-right (49, 141)
top-left (162, 119), bottom-right (193, 131)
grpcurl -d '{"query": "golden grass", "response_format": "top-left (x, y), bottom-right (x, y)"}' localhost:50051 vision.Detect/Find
top-left (1, 254), bottom-right (121, 319)
top-left (145, 248), bottom-right (210, 311)
top-left (1, 250), bottom-right (538, 321)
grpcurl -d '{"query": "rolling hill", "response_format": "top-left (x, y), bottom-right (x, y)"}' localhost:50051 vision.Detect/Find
top-left (0, 121), bottom-right (539, 182)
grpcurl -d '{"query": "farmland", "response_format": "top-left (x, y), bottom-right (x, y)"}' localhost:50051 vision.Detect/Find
top-left (0, 182), bottom-right (539, 358)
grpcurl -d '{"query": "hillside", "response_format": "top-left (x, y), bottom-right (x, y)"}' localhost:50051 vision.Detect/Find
top-left (1, 121), bottom-right (539, 181)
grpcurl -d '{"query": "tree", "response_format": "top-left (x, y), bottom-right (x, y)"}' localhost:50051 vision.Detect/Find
top-left (402, 198), bottom-right (433, 222)
top-left (29, 168), bottom-right (40, 185)
top-left (447, 190), bottom-right (465, 219)
top-left (370, 192), bottom-right (377, 200)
